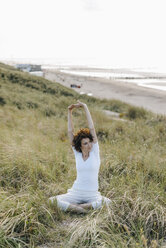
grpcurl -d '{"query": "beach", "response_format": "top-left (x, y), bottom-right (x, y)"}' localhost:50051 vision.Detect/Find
top-left (43, 68), bottom-right (166, 115)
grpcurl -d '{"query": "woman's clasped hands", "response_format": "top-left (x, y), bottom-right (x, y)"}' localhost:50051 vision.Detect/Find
top-left (68, 100), bottom-right (86, 110)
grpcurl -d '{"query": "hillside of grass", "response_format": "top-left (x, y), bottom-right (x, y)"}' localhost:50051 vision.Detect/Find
top-left (0, 63), bottom-right (166, 248)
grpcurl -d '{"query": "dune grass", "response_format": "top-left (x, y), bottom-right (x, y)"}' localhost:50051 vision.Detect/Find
top-left (0, 63), bottom-right (166, 247)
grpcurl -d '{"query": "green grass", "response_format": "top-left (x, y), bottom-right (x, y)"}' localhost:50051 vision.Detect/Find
top-left (0, 63), bottom-right (166, 247)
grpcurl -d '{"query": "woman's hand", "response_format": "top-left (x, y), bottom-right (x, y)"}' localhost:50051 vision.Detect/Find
top-left (76, 100), bottom-right (87, 108)
top-left (68, 101), bottom-right (86, 110)
top-left (68, 104), bottom-right (76, 110)
top-left (68, 103), bottom-right (81, 110)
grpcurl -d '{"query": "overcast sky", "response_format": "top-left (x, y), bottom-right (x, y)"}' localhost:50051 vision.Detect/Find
top-left (0, 0), bottom-right (166, 68)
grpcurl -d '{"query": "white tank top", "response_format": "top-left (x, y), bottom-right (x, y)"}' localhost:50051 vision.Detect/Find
top-left (71, 142), bottom-right (100, 192)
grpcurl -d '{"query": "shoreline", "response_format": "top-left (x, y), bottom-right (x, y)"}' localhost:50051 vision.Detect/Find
top-left (44, 69), bottom-right (166, 115)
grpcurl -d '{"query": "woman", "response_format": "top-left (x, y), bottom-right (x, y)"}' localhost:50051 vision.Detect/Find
top-left (49, 100), bottom-right (111, 214)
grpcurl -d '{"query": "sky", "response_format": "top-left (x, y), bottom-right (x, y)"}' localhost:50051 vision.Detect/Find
top-left (0, 0), bottom-right (166, 68)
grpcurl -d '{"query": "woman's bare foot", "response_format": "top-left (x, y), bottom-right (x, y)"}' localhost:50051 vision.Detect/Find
top-left (67, 204), bottom-right (88, 214)
top-left (79, 203), bottom-right (93, 210)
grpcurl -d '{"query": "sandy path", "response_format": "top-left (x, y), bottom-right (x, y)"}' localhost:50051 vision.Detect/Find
top-left (43, 69), bottom-right (166, 115)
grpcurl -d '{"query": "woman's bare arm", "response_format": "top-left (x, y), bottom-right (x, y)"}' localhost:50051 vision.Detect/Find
top-left (68, 108), bottom-right (74, 145)
top-left (77, 100), bottom-right (98, 143)
top-left (68, 103), bottom-right (81, 145)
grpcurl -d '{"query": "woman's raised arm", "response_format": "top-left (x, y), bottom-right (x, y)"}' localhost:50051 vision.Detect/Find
top-left (68, 103), bottom-right (81, 145)
top-left (77, 100), bottom-right (98, 143)
top-left (68, 105), bottom-right (75, 145)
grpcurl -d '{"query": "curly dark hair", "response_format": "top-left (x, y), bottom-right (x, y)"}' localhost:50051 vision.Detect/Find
top-left (73, 128), bottom-right (93, 152)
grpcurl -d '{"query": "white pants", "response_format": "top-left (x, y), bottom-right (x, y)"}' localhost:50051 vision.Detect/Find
top-left (49, 188), bottom-right (111, 212)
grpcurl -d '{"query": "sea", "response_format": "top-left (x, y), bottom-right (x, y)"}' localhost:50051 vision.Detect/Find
top-left (2, 58), bottom-right (166, 92)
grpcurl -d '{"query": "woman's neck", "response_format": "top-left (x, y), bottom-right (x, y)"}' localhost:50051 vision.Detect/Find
top-left (82, 151), bottom-right (89, 159)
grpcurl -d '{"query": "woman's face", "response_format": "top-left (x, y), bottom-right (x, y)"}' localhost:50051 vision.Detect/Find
top-left (81, 138), bottom-right (92, 153)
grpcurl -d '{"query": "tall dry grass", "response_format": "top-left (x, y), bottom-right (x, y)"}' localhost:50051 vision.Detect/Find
top-left (0, 63), bottom-right (165, 247)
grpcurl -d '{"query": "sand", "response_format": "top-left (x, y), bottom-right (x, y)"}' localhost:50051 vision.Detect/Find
top-left (43, 69), bottom-right (166, 115)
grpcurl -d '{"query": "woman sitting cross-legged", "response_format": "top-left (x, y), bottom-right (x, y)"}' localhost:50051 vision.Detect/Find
top-left (49, 100), bottom-right (111, 214)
